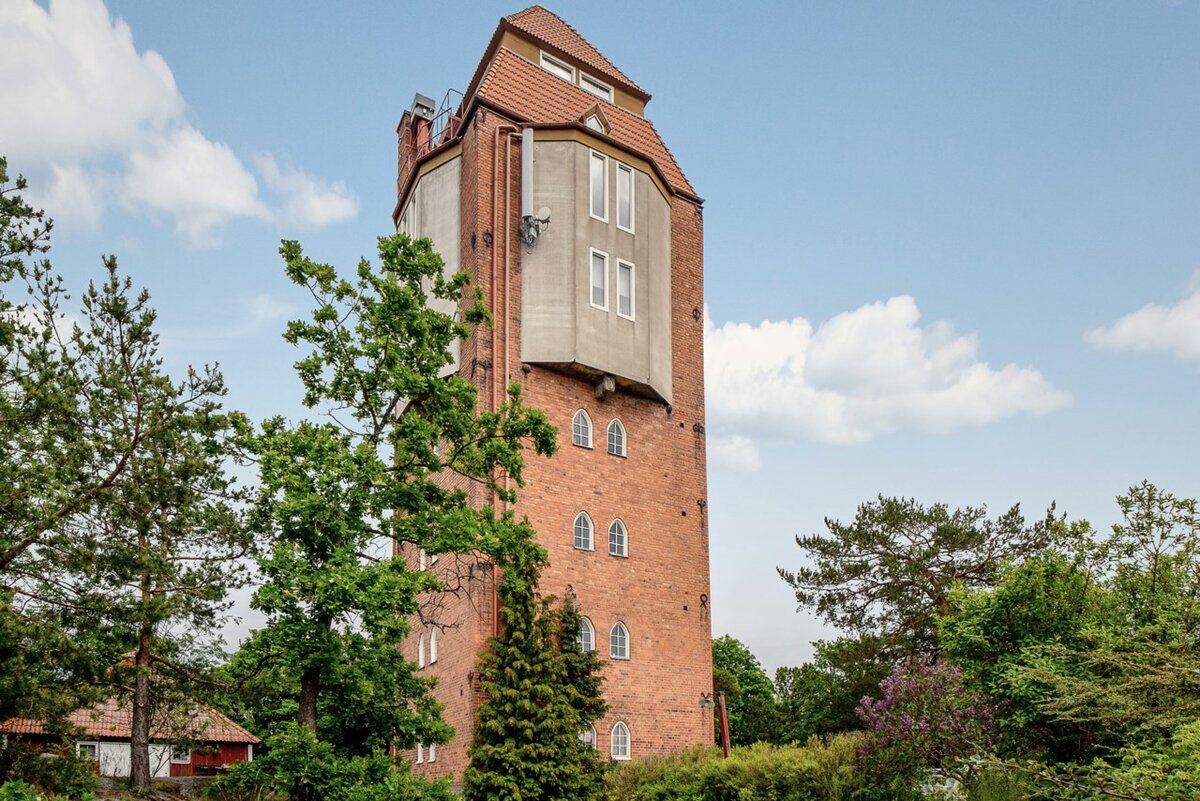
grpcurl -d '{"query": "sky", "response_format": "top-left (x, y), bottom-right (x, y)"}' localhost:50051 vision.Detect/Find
top-left (2, 0), bottom-right (1199, 674)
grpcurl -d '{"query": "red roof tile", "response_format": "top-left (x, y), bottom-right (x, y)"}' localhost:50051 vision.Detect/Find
top-left (1, 696), bottom-right (259, 745)
top-left (505, 6), bottom-right (646, 97)
top-left (478, 48), bottom-right (694, 196)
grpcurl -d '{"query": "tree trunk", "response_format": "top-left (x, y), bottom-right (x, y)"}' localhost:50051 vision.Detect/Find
top-left (129, 626), bottom-right (153, 794)
top-left (297, 664), bottom-right (320, 734)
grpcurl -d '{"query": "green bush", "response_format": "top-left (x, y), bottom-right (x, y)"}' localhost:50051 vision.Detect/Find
top-left (603, 735), bottom-right (916, 801)
top-left (0, 744), bottom-right (96, 800)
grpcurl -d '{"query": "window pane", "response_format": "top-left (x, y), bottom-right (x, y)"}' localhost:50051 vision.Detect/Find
top-left (572, 410), bottom-right (591, 447)
top-left (591, 252), bottom-right (606, 308)
top-left (617, 166), bottom-right (632, 230)
top-left (618, 263), bottom-right (632, 318)
top-left (590, 153), bottom-right (606, 219)
top-left (574, 514), bottom-right (592, 550)
top-left (610, 623), bottom-right (628, 658)
top-left (581, 74), bottom-right (613, 102)
top-left (542, 54), bottom-right (573, 82)
top-left (609, 520), bottom-right (626, 556)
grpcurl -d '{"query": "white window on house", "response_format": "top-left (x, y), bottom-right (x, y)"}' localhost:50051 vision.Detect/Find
top-left (616, 163), bottom-right (634, 232)
top-left (419, 548), bottom-right (427, 571)
top-left (585, 114), bottom-right (604, 132)
top-left (590, 249), bottom-right (608, 310)
top-left (416, 743), bottom-right (424, 764)
top-left (428, 743), bottom-right (437, 762)
top-left (589, 152), bottom-right (607, 221)
top-left (608, 519), bottom-right (628, 557)
top-left (610, 622), bottom-right (629, 659)
top-left (607, 418), bottom-right (627, 457)
top-left (541, 51), bottom-right (575, 83)
top-left (617, 261), bottom-right (634, 320)
top-left (578, 616), bottom-right (595, 652)
top-left (418, 633), bottom-right (426, 668)
top-left (572, 409), bottom-right (593, 448)
top-left (171, 745), bottom-right (190, 764)
top-left (611, 721), bottom-right (631, 760)
top-left (573, 512), bottom-right (594, 551)
top-left (580, 724), bottom-right (597, 748)
top-left (580, 72), bottom-right (614, 102)
top-left (77, 742), bottom-right (98, 760)
top-left (430, 630), bottom-right (439, 664)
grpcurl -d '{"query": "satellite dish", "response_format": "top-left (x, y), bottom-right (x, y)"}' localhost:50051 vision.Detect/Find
top-left (537, 206), bottom-right (552, 223)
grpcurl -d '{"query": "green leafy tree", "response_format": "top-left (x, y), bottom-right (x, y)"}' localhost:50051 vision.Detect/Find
top-left (224, 235), bottom-right (556, 801)
top-left (779, 496), bottom-right (1058, 657)
top-left (463, 543), bottom-right (607, 801)
top-left (711, 636), bottom-right (777, 746)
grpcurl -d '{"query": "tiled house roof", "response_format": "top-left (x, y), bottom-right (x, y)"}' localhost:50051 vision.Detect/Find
top-left (477, 48), bottom-right (694, 196)
top-left (1, 696), bottom-right (259, 745)
top-left (504, 6), bottom-right (647, 97)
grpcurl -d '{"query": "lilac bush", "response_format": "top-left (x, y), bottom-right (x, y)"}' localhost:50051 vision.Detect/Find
top-left (856, 657), bottom-right (997, 770)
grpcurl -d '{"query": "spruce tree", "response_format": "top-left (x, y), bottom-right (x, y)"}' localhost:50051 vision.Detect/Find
top-left (463, 543), bottom-right (607, 801)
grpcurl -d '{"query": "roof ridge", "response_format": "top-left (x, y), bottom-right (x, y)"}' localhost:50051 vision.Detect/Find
top-left (504, 5), bottom-right (645, 95)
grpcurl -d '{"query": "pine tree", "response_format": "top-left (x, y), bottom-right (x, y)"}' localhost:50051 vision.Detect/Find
top-left (463, 543), bottom-right (607, 801)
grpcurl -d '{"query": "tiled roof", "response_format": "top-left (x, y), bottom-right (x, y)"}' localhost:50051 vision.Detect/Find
top-left (1, 696), bottom-right (259, 745)
top-left (505, 6), bottom-right (645, 97)
top-left (478, 48), bottom-right (694, 196)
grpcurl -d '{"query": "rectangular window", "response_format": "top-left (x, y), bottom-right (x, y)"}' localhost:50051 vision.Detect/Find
top-left (617, 261), bottom-right (634, 320)
top-left (77, 743), bottom-right (98, 760)
top-left (580, 73), bottom-right (613, 102)
top-left (589, 151), bottom-right (607, 221)
top-left (590, 250), bottom-right (608, 310)
top-left (540, 52), bottom-right (574, 82)
top-left (616, 163), bottom-right (634, 232)
top-left (429, 743), bottom-right (437, 762)
top-left (171, 746), bottom-right (190, 764)
top-left (416, 743), bottom-right (424, 764)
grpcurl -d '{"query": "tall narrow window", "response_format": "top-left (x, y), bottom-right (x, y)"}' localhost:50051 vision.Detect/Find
top-left (611, 721), bottom-right (631, 760)
top-left (610, 622), bottom-right (629, 659)
top-left (580, 724), bottom-right (597, 748)
top-left (430, 630), bottom-right (439, 663)
top-left (428, 743), bottom-right (437, 762)
top-left (590, 152), bottom-right (607, 221)
top-left (608, 519), bottom-right (628, 557)
top-left (607, 419), bottom-right (627, 456)
top-left (418, 548), bottom-right (427, 571)
top-left (573, 512), bottom-right (594, 551)
top-left (416, 743), bottom-right (424, 764)
top-left (616, 163), bottom-right (634, 232)
top-left (572, 409), bottom-right (593, 448)
top-left (617, 261), bottom-right (634, 320)
top-left (578, 617), bottom-right (595, 652)
top-left (590, 250), bottom-right (608, 310)
top-left (580, 73), bottom-right (614, 102)
top-left (418, 633), bottom-right (425, 668)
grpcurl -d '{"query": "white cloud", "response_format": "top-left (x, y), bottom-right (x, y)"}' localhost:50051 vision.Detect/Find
top-left (709, 435), bottom-right (762, 472)
top-left (248, 294), bottom-right (294, 324)
top-left (0, 0), bottom-right (356, 246)
top-left (705, 297), bottom-right (1070, 467)
top-left (1085, 271), bottom-right (1200, 361)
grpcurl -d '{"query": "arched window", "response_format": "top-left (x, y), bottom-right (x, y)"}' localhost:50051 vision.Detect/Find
top-left (610, 622), bottom-right (629, 660)
top-left (611, 721), bottom-right (631, 760)
top-left (572, 410), bottom-right (593, 448)
top-left (428, 743), bottom-right (437, 762)
top-left (608, 519), bottom-right (628, 557)
top-left (573, 512), bottom-right (594, 551)
top-left (418, 633), bottom-right (426, 668)
top-left (578, 617), bottom-right (595, 652)
top-left (580, 723), bottom-right (597, 748)
top-left (606, 419), bottom-right (626, 456)
top-left (416, 743), bottom-right (424, 764)
top-left (430, 630), bottom-right (439, 663)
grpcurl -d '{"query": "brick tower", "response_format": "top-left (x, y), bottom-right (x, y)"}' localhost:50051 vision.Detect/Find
top-left (393, 6), bottom-right (711, 782)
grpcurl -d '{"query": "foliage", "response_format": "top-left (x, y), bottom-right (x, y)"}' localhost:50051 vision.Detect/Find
top-left (224, 234), bottom-right (555, 800)
top-left (601, 737), bottom-right (894, 801)
top-left (780, 497), bottom-right (1057, 656)
top-left (0, 745), bottom-right (96, 800)
top-left (856, 657), bottom-right (996, 777)
top-left (711, 635), bottom-right (777, 747)
top-left (463, 542), bottom-right (607, 801)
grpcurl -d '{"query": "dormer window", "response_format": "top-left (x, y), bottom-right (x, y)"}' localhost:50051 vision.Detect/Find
top-left (585, 115), bottom-right (604, 132)
top-left (540, 52), bottom-right (575, 83)
top-left (580, 105), bottom-right (611, 135)
top-left (580, 72), bottom-right (613, 103)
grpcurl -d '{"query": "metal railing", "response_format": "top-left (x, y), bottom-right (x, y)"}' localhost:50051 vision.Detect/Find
top-left (398, 88), bottom-right (464, 188)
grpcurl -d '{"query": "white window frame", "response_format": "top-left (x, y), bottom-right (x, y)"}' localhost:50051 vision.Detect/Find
top-left (608, 519), bottom-right (628, 558)
top-left (616, 162), bottom-right (634, 233)
top-left (578, 616), bottom-right (596, 652)
top-left (572, 409), bottom-right (593, 448)
top-left (428, 743), bottom-right (437, 762)
top-left (589, 248), bottom-right (608, 311)
top-left (589, 151), bottom-right (608, 222)
top-left (616, 260), bottom-right (635, 321)
top-left (416, 743), bottom-right (424, 764)
top-left (418, 548), bottom-right (427, 571)
top-left (418, 633), bottom-right (426, 668)
top-left (170, 745), bottom-right (191, 764)
top-left (607, 418), bottom-right (627, 456)
top-left (77, 742), bottom-right (98, 760)
top-left (430, 630), bottom-right (439, 664)
top-left (573, 512), bottom-right (594, 551)
top-left (581, 723), bottom-right (597, 749)
top-left (584, 114), bottom-right (604, 132)
top-left (611, 721), bottom-right (631, 760)
top-left (540, 51), bottom-right (575, 83)
top-left (610, 622), bottom-right (630, 660)
top-left (580, 72), bottom-right (614, 102)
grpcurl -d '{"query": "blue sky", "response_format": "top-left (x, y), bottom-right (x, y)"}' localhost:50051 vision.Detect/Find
top-left (3, 0), bottom-right (1199, 672)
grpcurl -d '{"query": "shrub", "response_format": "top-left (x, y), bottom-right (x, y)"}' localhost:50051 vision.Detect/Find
top-left (0, 744), bottom-right (96, 800)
